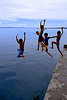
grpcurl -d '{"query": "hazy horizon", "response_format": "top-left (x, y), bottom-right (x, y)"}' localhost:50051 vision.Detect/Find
top-left (0, 19), bottom-right (67, 27)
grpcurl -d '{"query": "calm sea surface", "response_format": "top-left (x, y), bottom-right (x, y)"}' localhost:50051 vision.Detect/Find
top-left (0, 27), bottom-right (67, 100)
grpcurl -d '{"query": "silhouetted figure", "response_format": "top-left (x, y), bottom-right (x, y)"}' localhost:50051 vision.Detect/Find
top-left (50, 27), bottom-right (63, 58)
top-left (36, 19), bottom-right (46, 51)
top-left (16, 32), bottom-right (26, 59)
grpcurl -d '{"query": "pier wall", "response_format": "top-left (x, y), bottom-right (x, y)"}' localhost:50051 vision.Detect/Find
top-left (44, 47), bottom-right (67, 100)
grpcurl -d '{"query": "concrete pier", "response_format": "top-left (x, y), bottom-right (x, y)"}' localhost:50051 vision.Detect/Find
top-left (44, 47), bottom-right (67, 100)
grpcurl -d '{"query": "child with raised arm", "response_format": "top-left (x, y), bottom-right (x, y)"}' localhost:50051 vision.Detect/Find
top-left (41, 33), bottom-right (53, 59)
top-left (16, 32), bottom-right (26, 59)
top-left (50, 27), bottom-right (63, 57)
top-left (36, 19), bottom-right (46, 51)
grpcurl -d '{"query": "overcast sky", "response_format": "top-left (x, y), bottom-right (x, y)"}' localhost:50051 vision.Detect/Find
top-left (0, 0), bottom-right (67, 20)
top-left (0, 0), bottom-right (67, 27)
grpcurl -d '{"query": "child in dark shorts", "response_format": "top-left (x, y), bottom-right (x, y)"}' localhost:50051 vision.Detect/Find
top-left (36, 19), bottom-right (46, 51)
top-left (16, 32), bottom-right (26, 60)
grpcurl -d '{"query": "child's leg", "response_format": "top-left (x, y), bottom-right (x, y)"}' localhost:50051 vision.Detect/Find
top-left (57, 44), bottom-right (63, 58)
top-left (41, 43), bottom-right (44, 52)
top-left (17, 50), bottom-right (25, 58)
top-left (46, 52), bottom-right (53, 59)
top-left (19, 53), bottom-right (25, 59)
top-left (17, 49), bottom-right (20, 51)
top-left (44, 46), bottom-right (53, 59)
top-left (50, 42), bottom-right (57, 49)
top-left (36, 35), bottom-right (42, 51)
top-left (18, 53), bottom-right (25, 59)
top-left (36, 42), bottom-right (39, 50)
top-left (41, 45), bottom-right (43, 52)
top-left (17, 52), bottom-right (21, 57)
top-left (22, 53), bottom-right (25, 60)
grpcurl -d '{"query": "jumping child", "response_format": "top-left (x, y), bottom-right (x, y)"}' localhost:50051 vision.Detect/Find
top-left (16, 32), bottom-right (26, 59)
top-left (36, 19), bottom-right (46, 51)
top-left (41, 33), bottom-right (53, 59)
top-left (50, 27), bottom-right (63, 58)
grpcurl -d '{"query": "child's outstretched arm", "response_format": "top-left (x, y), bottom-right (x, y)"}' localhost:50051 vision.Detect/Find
top-left (16, 34), bottom-right (19, 43)
top-left (40, 19), bottom-right (46, 29)
top-left (43, 19), bottom-right (46, 27)
top-left (24, 32), bottom-right (26, 44)
top-left (61, 27), bottom-right (63, 36)
top-left (40, 20), bottom-right (42, 28)
top-left (50, 36), bottom-right (57, 38)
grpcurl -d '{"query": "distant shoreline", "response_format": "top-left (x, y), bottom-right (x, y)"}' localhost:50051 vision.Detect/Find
top-left (0, 27), bottom-right (67, 29)
top-left (0, 27), bottom-right (37, 28)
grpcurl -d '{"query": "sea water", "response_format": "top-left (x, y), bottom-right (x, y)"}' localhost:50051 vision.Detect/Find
top-left (0, 27), bottom-right (67, 100)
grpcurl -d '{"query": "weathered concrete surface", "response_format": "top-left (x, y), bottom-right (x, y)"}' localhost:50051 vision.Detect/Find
top-left (44, 48), bottom-right (67, 100)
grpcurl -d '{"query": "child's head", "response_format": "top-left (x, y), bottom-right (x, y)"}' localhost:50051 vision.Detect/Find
top-left (44, 33), bottom-right (48, 37)
top-left (19, 39), bottom-right (23, 43)
top-left (57, 31), bottom-right (61, 36)
top-left (36, 31), bottom-right (39, 34)
top-left (41, 25), bottom-right (44, 29)
top-left (36, 31), bottom-right (39, 35)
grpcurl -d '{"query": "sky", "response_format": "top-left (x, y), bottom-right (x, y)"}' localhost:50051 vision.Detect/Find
top-left (0, 0), bottom-right (67, 27)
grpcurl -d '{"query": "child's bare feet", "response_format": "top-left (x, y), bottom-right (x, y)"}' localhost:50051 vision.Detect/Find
top-left (51, 55), bottom-right (53, 59)
top-left (62, 54), bottom-right (64, 58)
top-left (50, 47), bottom-right (53, 49)
top-left (36, 49), bottom-right (39, 51)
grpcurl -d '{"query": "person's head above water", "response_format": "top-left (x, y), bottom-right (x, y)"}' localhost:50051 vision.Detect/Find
top-left (57, 31), bottom-right (61, 36)
top-left (44, 33), bottom-right (48, 37)
top-left (19, 39), bottom-right (23, 43)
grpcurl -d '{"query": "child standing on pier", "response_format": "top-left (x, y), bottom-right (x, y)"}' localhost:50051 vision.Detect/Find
top-left (16, 32), bottom-right (26, 59)
top-left (50, 27), bottom-right (63, 57)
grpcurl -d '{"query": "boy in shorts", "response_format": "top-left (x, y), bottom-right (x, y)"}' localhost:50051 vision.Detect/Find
top-left (16, 32), bottom-right (26, 59)
top-left (41, 33), bottom-right (53, 59)
top-left (50, 27), bottom-right (63, 57)
top-left (36, 19), bottom-right (46, 51)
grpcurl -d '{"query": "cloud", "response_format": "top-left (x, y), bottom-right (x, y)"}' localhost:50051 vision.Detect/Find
top-left (0, 0), bottom-right (67, 21)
